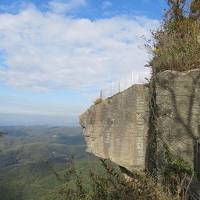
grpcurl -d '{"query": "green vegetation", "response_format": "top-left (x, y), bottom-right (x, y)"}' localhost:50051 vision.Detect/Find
top-left (145, 1), bottom-right (199, 199)
top-left (160, 144), bottom-right (193, 198)
top-left (0, 126), bottom-right (100, 200)
top-left (149, 0), bottom-right (200, 74)
top-left (0, 182), bottom-right (25, 200)
top-left (1, 1), bottom-right (199, 200)
top-left (55, 150), bottom-right (194, 200)
top-left (57, 159), bottom-right (174, 200)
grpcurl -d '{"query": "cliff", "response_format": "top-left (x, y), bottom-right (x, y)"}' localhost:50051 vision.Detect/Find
top-left (80, 69), bottom-right (200, 172)
top-left (80, 85), bottom-right (149, 171)
top-left (156, 69), bottom-right (200, 169)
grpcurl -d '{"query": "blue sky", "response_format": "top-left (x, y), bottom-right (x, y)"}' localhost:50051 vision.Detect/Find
top-left (0, 0), bottom-right (166, 126)
top-left (0, 0), bottom-right (167, 18)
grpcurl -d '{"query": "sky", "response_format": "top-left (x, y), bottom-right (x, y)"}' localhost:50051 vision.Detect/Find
top-left (0, 0), bottom-right (167, 126)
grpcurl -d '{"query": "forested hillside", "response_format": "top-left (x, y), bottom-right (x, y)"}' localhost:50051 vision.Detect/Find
top-left (0, 126), bottom-right (101, 200)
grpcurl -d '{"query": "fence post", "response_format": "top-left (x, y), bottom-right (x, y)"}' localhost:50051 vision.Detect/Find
top-left (100, 72), bottom-right (147, 99)
top-left (111, 82), bottom-right (113, 96)
top-left (131, 72), bottom-right (134, 84)
top-left (100, 89), bottom-right (102, 99)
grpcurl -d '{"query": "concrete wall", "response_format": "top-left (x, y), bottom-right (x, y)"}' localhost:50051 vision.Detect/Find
top-left (80, 85), bottom-right (149, 171)
top-left (80, 69), bottom-right (200, 172)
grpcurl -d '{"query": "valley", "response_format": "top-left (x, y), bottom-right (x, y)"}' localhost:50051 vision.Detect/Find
top-left (0, 126), bottom-right (99, 200)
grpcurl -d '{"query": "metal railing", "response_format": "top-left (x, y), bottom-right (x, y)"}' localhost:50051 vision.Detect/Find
top-left (99, 71), bottom-right (150, 99)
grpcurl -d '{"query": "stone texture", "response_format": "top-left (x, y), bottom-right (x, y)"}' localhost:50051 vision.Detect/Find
top-left (80, 69), bottom-right (200, 172)
top-left (156, 69), bottom-right (200, 167)
top-left (80, 85), bottom-right (149, 171)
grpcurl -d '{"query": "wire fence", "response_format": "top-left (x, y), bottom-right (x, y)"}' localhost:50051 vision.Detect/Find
top-left (99, 71), bottom-right (150, 99)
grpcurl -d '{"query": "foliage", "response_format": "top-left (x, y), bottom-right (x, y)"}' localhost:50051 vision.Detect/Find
top-left (190, 0), bottom-right (200, 18)
top-left (165, 0), bottom-right (186, 20)
top-left (57, 159), bottom-right (174, 200)
top-left (94, 98), bottom-right (103, 105)
top-left (0, 126), bottom-right (90, 200)
top-left (0, 182), bottom-right (25, 200)
top-left (163, 144), bottom-right (193, 176)
top-left (148, 0), bottom-right (200, 74)
top-left (159, 144), bottom-right (194, 199)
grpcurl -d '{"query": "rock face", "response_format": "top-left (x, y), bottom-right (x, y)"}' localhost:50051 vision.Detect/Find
top-left (80, 69), bottom-right (200, 172)
top-left (156, 70), bottom-right (200, 168)
top-left (80, 85), bottom-right (149, 171)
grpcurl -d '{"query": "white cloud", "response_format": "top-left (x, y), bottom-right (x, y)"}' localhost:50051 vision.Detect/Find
top-left (0, 6), bottom-right (159, 92)
top-left (48, 0), bottom-right (86, 14)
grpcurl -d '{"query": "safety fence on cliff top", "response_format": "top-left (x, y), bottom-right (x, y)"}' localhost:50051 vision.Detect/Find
top-left (99, 71), bottom-right (150, 100)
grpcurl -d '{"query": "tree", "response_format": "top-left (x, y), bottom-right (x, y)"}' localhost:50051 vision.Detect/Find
top-left (56, 159), bottom-right (173, 200)
top-left (190, 0), bottom-right (200, 19)
top-left (165, 0), bottom-right (186, 20)
top-left (148, 0), bottom-right (200, 74)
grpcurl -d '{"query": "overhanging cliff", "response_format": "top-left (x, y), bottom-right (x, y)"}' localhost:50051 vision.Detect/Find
top-left (80, 69), bottom-right (200, 172)
top-left (80, 85), bottom-right (149, 171)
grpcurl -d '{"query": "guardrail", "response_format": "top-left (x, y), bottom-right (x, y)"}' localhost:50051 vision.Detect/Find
top-left (99, 71), bottom-right (150, 99)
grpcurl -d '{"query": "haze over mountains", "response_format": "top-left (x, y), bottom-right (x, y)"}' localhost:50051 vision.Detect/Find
top-left (0, 113), bottom-right (79, 126)
top-left (0, 125), bottom-right (99, 200)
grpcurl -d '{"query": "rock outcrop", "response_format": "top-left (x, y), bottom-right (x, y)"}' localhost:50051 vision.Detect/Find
top-left (80, 85), bottom-right (149, 171)
top-left (80, 69), bottom-right (200, 172)
top-left (156, 69), bottom-right (200, 168)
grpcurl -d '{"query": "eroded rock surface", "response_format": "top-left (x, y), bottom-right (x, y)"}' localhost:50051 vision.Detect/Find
top-left (156, 69), bottom-right (200, 168)
top-left (80, 85), bottom-right (149, 171)
top-left (80, 69), bottom-right (200, 172)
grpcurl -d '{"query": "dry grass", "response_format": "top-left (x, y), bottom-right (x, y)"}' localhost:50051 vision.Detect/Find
top-left (149, 18), bottom-right (200, 74)
top-left (93, 98), bottom-right (103, 105)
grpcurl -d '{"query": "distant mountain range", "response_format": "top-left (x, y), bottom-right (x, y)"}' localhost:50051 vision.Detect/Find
top-left (0, 131), bottom-right (7, 136)
top-left (0, 125), bottom-right (99, 200)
